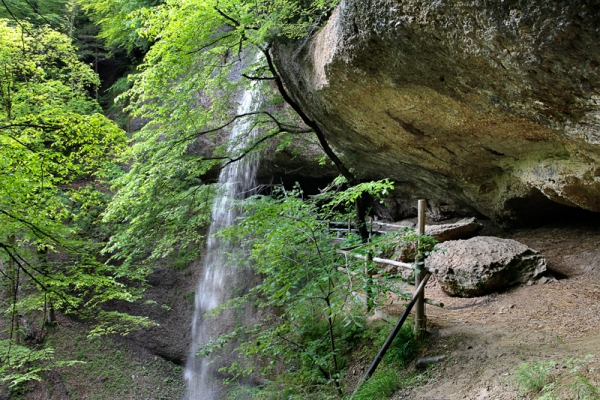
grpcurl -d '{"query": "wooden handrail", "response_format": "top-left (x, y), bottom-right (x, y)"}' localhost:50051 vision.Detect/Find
top-left (337, 249), bottom-right (437, 274)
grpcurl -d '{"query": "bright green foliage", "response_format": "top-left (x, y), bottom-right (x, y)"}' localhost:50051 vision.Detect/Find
top-left (513, 360), bottom-right (556, 394)
top-left (351, 323), bottom-right (421, 400)
top-left (101, 0), bottom-right (339, 274)
top-left (352, 367), bottom-right (400, 400)
top-left (196, 183), bottom-right (428, 397)
top-left (77, 0), bottom-right (162, 54)
top-left (122, 0), bottom-right (337, 126)
top-left (322, 176), bottom-right (394, 209)
top-left (102, 148), bottom-right (215, 271)
top-left (0, 0), bottom-right (69, 27)
top-left (0, 19), bottom-right (153, 387)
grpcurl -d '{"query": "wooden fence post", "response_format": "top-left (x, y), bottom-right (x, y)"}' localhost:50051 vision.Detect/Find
top-left (414, 199), bottom-right (427, 339)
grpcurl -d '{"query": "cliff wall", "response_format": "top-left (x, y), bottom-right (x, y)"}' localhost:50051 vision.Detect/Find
top-left (274, 0), bottom-right (600, 224)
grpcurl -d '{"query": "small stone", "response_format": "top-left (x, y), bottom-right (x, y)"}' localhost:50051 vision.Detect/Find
top-left (425, 217), bottom-right (483, 242)
top-left (398, 220), bottom-right (416, 228)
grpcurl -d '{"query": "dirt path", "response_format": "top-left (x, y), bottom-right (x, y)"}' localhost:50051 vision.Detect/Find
top-left (391, 218), bottom-right (600, 399)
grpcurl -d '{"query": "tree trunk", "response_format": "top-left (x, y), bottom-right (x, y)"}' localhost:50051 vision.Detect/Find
top-left (7, 235), bottom-right (20, 344)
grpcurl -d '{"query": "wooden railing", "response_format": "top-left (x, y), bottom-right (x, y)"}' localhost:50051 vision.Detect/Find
top-left (347, 199), bottom-right (445, 399)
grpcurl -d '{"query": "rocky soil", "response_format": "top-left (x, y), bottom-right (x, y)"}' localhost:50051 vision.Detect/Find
top-left (384, 214), bottom-right (600, 399)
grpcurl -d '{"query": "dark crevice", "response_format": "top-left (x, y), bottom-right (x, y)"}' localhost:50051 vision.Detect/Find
top-left (385, 110), bottom-right (426, 136)
top-left (483, 147), bottom-right (505, 157)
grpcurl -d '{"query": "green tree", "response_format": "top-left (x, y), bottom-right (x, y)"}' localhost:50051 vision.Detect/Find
top-left (198, 182), bottom-right (425, 398)
top-left (101, 0), bottom-right (384, 271)
top-left (77, 0), bottom-right (163, 55)
top-left (0, 19), bottom-right (152, 390)
top-left (0, 0), bottom-right (68, 28)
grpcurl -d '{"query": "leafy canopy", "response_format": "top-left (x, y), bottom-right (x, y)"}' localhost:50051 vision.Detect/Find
top-left (102, 0), bottom-right (338, 270)
top-left (0, 20), bottom-right (152, 388)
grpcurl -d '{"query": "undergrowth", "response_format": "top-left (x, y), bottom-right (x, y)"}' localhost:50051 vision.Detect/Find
top-left (35, 320), bottom-right (185, 400)
top-left (513, 355), bottom-right (600, 400)
top-left (351, 322), bottom-right (424, 399)
top-left (223, 321), bottom-right (424, 400)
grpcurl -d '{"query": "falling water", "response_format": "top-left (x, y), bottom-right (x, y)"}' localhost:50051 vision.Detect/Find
top-left (184, 84), bottom-right (261, 399)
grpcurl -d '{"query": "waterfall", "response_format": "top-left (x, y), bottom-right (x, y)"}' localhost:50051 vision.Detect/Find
top-left (184, 83), bottom-right (261, 400)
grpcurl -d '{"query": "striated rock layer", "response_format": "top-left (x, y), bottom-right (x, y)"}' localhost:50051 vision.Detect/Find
top-left (274, 0), bottom-right (600, 225)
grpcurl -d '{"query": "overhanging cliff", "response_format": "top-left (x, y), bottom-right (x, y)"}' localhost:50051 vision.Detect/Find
top-left (273, 0), bottom-right (600, 225)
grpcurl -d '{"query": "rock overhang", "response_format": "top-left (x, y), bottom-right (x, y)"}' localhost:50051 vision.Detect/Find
top-left (273, 0), bottom-right (600, 225)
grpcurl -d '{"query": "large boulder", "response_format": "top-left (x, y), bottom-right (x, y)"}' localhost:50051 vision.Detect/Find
top-left (427, 236), bottom-right (546, 297)
top-left (273, 0), bottom-right (600, 226)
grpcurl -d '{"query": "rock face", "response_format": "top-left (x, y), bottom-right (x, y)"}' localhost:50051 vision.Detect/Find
top-left (274, 0), bottom-right (600, 225)
top-left (112, 266), bottom-right (197, 364)
top-left (427, 237), bottom-right (547, 297)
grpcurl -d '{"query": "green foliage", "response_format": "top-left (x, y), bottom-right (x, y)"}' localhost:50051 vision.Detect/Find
top-left (352, 367), bottom-right (401, 400)
top-left (98, 0), bottom-right (343, 283)
top-left (324, 176), bottom-right (394, 209)
top-left (513, 356), bottom-right (600, 400)
top-left (513, 360), bottom-right (556, 394)
top-left (77, 0), bottom-right (162, 54)
top-left (102, 148), bottom-right (215, 272)
top-left (0, 19), bottom-right (154, 388)
top-left (0, 0), bottom-right (69, 27)
top-left (316, 176), bottom-right (395, 223)
top-left (48, 325), bottom-right (185, 399)
top-left (357, 227), bottom-right (439, 261)
top-left (195, 183), bottom-right (433, 397)
top-left (0, 340), bottom-right (82, 391)
top-left (379, 322), bottom-right (421, 368)
top-left (572, 373), bottom-right (600, 400)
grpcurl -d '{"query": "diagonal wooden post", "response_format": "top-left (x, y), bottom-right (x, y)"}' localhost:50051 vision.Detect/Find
top-left (414, 199), bottom-right (427, 339)
top-left (350, 272), bottom-right (432, 400)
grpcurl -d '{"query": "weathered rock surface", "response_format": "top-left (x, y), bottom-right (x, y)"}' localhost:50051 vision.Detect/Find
top-left (427, 236), bottom-right (546, 297)
top-left (274, 0), bottom-right (600, 225)
top-left (425, 217), bottom-right (483, 242)
top-left (112, 266), bottom-right (196, 364)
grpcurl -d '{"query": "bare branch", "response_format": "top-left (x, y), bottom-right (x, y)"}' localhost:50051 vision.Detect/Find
top-left (0, 122), bottom-right (59, 131)
top-left (0, 0), bottom-right (32, 35)
top-left (214, 7), bottom-right (241, 28)
top-left (186, 33), bottom-right (234, 55)
top-left (242, 74), bottom-right (275, 81)
top-left (261, 46), bottom-right (357, 186)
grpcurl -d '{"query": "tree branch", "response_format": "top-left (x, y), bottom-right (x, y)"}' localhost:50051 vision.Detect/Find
top-left (214, 6), bottom-right (241, 27)
top-left (186, 33), bottom-right (234, 55)
top-left (0, 210), bottom-right (61, 244)
top-left (261, 44), bottom-right (370, 241)
top-left (261, 45), bottom-right (357, 186)
top-left (242, 74), bottom-right (275, 81)
top-left (0, 122), bottom-right (60, 131)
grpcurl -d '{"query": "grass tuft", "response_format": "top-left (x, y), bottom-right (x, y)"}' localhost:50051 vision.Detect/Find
top-left (572, 373), bottom-right (600, 400)
top-left (353, 368), bottom-right (401, 400)
top-left (512, 360), bottom-right (556, 393)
